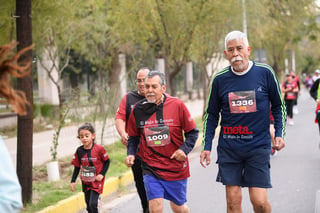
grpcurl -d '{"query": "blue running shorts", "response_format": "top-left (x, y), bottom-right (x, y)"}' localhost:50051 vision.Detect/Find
top-left (216, 146), bottom-right (272, 188)
top-left (143, 174), bottom-right (187, 205)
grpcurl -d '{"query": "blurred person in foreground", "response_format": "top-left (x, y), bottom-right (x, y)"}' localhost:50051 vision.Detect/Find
top-left (125, 71), bottom-right (199, 213)
top-left (200, 30), bottom-right (286, 213)
top-left (0, 41), bottom-right (33, 212)
top-left (115, 67), bottom-right (150, 213)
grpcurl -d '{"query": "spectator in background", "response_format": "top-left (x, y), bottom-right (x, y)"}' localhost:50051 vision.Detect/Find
top-left (0, 41), bottom-right (33, 212)
top-left (312, 69), bottom-right (320, 83)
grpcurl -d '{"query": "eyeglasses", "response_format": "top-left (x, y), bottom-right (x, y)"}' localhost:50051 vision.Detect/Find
top-left (135, 79), bottom-right (145, 83)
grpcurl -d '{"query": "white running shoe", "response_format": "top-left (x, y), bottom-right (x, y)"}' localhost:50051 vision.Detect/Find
top-left (287, 118), bottom-right (294, 125)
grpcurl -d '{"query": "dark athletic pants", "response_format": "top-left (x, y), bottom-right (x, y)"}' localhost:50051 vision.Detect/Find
top-left (84, 189), bottom-right (100, 213)
top-left (132, 156), bottom-right (149, 213)
top-left (285, 99), bottom-right (295, 119)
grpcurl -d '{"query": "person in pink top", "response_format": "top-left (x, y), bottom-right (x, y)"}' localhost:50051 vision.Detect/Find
top-left (282, 74), bottom-right (299, 125)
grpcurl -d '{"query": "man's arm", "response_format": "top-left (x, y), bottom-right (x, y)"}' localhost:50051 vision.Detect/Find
top-left (179, 128), bottom-right (199, 155)
top-left (115, 94), bottom-right (128, 145)
top-left (269, 70), bottom-right (287, 139)
top-left (171, 128), bottom-right (199, 161)
top-left (115, 119), bottom-right (128, 145)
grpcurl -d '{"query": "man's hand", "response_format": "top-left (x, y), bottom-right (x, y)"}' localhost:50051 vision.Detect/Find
top-left (120, 132), bottom-right (129, 146)
top-left (125, 155), bottom-right (135, 167)
top-left (272, 137), bottom-right (285, 151)
top-left (200, 150), bottom-right (211, 168)
top-left (170, 149), bottom-right (187, 161)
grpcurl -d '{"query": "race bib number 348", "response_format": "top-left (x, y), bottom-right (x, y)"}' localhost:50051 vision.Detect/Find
top-left (228, 90), bottom-right (257, 113)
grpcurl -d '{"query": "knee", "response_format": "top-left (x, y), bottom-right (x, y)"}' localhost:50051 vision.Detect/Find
top-left (149, 198), bottom-right (163, 213)
top-left (251, 198), bottom-right (271, 212)
top-left (170, 202), bottom-right (189, 213)
top-left (226, 193), bottom-right (242, 210)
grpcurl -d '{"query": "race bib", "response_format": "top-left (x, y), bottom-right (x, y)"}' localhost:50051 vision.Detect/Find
top-left (228, 90), bottom-right (257, 113)
top-left (144, 126), bottom-right (171, 147)
top-left (80, 165), bottom-right (96, 182)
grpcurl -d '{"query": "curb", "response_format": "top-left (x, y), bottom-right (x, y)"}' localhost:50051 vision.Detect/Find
top-left (36, 171), bottom-right (133, 213)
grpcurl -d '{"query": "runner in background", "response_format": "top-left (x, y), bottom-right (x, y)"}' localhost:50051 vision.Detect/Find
top-left (115, 68), bottom-right (150, 213)
top-left (282, 74), bottom-right (299, 125)
top-left (290, 71), bottom-right (300, 114)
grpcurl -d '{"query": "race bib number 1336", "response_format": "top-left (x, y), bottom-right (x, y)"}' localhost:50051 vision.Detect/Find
top-left (228, 90), bottom-right (257, 113)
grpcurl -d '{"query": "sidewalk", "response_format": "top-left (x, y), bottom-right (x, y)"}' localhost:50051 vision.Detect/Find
top-left (4, 98), bottom-right (205, 167)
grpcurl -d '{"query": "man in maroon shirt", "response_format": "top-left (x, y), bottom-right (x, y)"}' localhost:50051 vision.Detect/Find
top-left (125, 71), bottom-right (199, 213)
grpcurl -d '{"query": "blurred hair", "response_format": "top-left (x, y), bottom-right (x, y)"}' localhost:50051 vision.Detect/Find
top-left (224, 30), bottom-right (249, 50)
top-left (146, 70), bottom-right (166, 85)
top-left (0, 41), bottom-right (33, 115)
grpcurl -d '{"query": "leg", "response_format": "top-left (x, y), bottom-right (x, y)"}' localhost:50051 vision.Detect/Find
top-left (87, 190), bottom-right (100, 213)
top-left (287, 100), bottom-right (294, 119)
top-left (225, 185), bottom-right (243, 213)
top-left (132, 157), bottom-right (149, 212)
top-left (149, 198), bottom-right (163, 213)
top-left (170, 202), bottom-right (189, 213)
top-left (83, 190), bottom-right (92, 213)
top-left (249, 187), bottom-right (271, 213)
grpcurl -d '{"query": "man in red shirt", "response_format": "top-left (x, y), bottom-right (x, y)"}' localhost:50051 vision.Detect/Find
top-left (125, 71), bottom-right (199, 213)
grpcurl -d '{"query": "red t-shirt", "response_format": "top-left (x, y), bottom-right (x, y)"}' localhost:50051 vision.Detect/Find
top-left (71, 143), bottom-right (109, 194)
top-left (127, 94), bottom-right (196, 181)
top-left (282, 81), bottom-right (297, 100)
top-left (115, 90), bottom-right (145, 131)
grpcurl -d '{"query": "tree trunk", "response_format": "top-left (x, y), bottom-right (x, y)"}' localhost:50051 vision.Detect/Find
top-left (109, 51), bottom-right (121, 113)
top-left (202, 65), bottom-right (208, 118)
top-left (16, 0), bottom-right (33, 205)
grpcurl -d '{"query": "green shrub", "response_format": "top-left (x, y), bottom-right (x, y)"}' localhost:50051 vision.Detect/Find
top-left (40, 104), bottom-right (55, 119)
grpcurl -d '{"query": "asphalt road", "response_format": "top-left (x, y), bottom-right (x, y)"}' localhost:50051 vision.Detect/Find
top-left (102, 88), bottom-right (320, 213)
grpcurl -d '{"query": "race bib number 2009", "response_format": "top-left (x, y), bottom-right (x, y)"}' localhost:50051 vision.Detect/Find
top-left (228, 90), bottom-right (257, 113)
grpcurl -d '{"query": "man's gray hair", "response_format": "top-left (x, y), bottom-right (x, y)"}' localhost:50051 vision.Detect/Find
top-left (224, 30), bottom-right (249, 50)
top-left (146, 70), bottom-right (166, 85)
